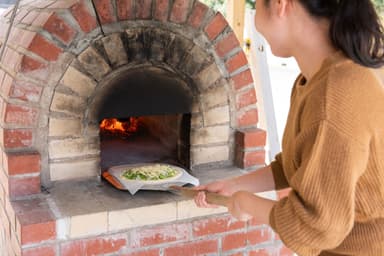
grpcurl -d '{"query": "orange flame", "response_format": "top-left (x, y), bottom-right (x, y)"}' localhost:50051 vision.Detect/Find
top-left (100, 117), bottom-right (139, 136)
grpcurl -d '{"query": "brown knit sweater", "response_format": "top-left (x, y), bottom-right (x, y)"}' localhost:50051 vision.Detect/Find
top-left (269, 52), bottom-right (384, 256)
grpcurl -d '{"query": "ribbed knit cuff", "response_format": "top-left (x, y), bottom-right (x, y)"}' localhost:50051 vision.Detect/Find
top-left (270, 160), bottom-right (289, 190)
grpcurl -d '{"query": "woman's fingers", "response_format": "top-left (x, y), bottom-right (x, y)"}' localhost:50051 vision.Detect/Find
top-left (194, 191), bottom-right (219, 208)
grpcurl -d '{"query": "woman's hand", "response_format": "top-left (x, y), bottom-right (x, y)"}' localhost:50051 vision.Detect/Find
top-left (193, 179), bottom-right (237, 208)
top-left (227, 191), bottom-right (254, 221)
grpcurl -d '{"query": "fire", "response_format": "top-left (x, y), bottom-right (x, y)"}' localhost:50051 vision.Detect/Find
top-left (100, 117), bottom-right (139, 136)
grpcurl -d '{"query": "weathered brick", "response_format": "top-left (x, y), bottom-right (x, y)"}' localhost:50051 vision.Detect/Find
top-left (49, 118), bottom-right (82, 137)
top-left (50, 92), bottom-right (86, 116)
top-left (20, 56), bottom-right (46, 73)
top-left (163, 239), bottom-right (218, 256)
top-left (22, 245), bottom-right (56, 256)
top-left (120, 249), bottom-right (160, 256)
top-left (222, 232), bottom-right (247, 251)
top-left (9, 176), bottom-right (40, 198)
top-left (4, 151), bottom-right (40, 175)
top-left (116, 0), bottom-right (135, 20)
top-left (131, 223), bottom-right (190, 248)
top-left (3, 103), bottom-right (38, 126)
top-left (77, 47), bottom-right (111, 81)
top-left (48, 138), bottom-right (99, 159)
top-left (237, 109), bottom-right (258, 127)
top-left (154, 0), bottom-right (170, 22)
top-left (236, 150), bottom-right (265, 168)
top-left (2, 129), bottom-right (33, 149)
top-left (193, 215), bottom-right (245, 237)
top-left (195, 62), bottom-right (222, 91)
top-left (9, 80), bottom-right (42, 103)
top-left (17, 209), bottom-right (55, 245)
top-left (231, 69), bottom-right (254, 90)
top-left (43, 13), bottom-right (76, 44)
top-left (247, 228), bottom-right (273, 245)
top-left (93, 0), bottom-right (116, 24)
top-left (236, 88), bottom-right (257, 109)
top-left (225, 51), bottom-right (248, 74)
top-left (204, 12), bottom-right (227, 40)
top-left (188, 2), bottom-right (208, 29)
top-left (170, 0), bottom-right (190, 24)
top-left (84, 235), bottom-right (127, 255)
top-left (102, 34), bottom-right (128, 67)
top-left (235, 128), bottom-right (266, 148)
top-left (191, 145), bottom-right (229, 165)
top-left (215, 32), bottom-right (240, 58)
top-left (70, 1), bottom-right (98, 33)
top-left (61, 66), bottom-right (97, 97)
top-left (136, 0), bottom-right (152, 19)
top-left (204, 105), bottom-right (230, 126)
top-left (191, 126), bottom-right (229, 146)
top-left (28, 34), bottom-right (62, 61)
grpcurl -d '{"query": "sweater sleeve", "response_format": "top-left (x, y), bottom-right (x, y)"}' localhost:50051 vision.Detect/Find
top-left (270, 153), bottom-right (290, 190)
top-left (269, 121), bottom-right (369, 256)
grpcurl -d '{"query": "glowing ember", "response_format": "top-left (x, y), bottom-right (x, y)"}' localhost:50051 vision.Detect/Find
top-left (100, 117), bottom-right (139, 136)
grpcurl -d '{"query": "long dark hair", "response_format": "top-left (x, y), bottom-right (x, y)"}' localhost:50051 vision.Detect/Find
top-left (265, 0), bottom-right (384, 68)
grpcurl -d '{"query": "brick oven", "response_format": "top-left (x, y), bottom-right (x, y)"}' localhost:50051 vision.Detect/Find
top-left (0, 0), bottom-right (293, 255)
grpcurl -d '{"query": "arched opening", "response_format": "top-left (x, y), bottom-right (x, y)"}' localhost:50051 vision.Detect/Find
top-left (94, 67), bottom-right (194, 171)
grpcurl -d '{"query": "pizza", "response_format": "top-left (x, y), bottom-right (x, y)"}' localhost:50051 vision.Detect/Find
top-left (120, 164), bottom-right (182, 182)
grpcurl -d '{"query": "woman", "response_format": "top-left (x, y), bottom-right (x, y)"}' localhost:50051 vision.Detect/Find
top-left (194, 0), bottom-right (384, 255)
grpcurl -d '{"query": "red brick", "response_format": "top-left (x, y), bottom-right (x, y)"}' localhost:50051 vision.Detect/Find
top-left (222, 232), bottom-right (247, 251)
top-left (226, 51), bottom-right (248, 74)
top-left (116, 0), bottom-right (135, 20)
top-left (43, 13), bottom-right (76, 44)
top-left (4, 151), bottom-right (40, 175)
top-left (170, 0), bottom-right (190, 23)
top-left (192, 215), bottom-right (245, 237)
top-left (240, 150), bottom-right (265, 168)
top-left (120, 249), bottom-right (160, 256)
top-left (9, 176), bottom-right (40, 198)
top-left (20, 56), bottom-right (47, 72)
top-left (131, 223), bottom-right (190, 247)
top-left (93, 0), bottom-right (116, 24)
top-left (227, 253), bottom-right (243, 256)
top-left (3, 103), bottom-right (38, 126)
top-left (154, 0), bottom-right (170, 22)
top-left (204, 13), bottom-right (228, 40)
top-left (163, 239), bottom-right (218, 256)
top-left (2, 129), bottom-right (33, 149)
top-left (9, 80), bottom-right (43, 103)
top-left (136, 0), bottom-right (152, 19)
top-left (235, 128), bottom-right (267, 148)
top-left (17, 209), bottom-right (55, 245)
top-left (231, 69), bottom-right (254, 90)
top-left (85, 235), bottom-right (127, 255)
top-left (236, 88), bottom-right (257, 109)
top-left (249, 249), bottom-right (270, 256)
top-left (71, 1), bottom-right (98, 33)
top-left (28, 34), bottom-right (62, 61)
top-left (62, 235), bottom-right (127, 256)
top-left (247, 229), bottom-right (273, 245)
top-left (215, 32), bottom-right (240, 58)
top-left (237, 109), bottom-right (258, 127)
top-left (22, 245), bottom-right (56, 256)
top-left (61, 240), bottom-right (84, 256)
